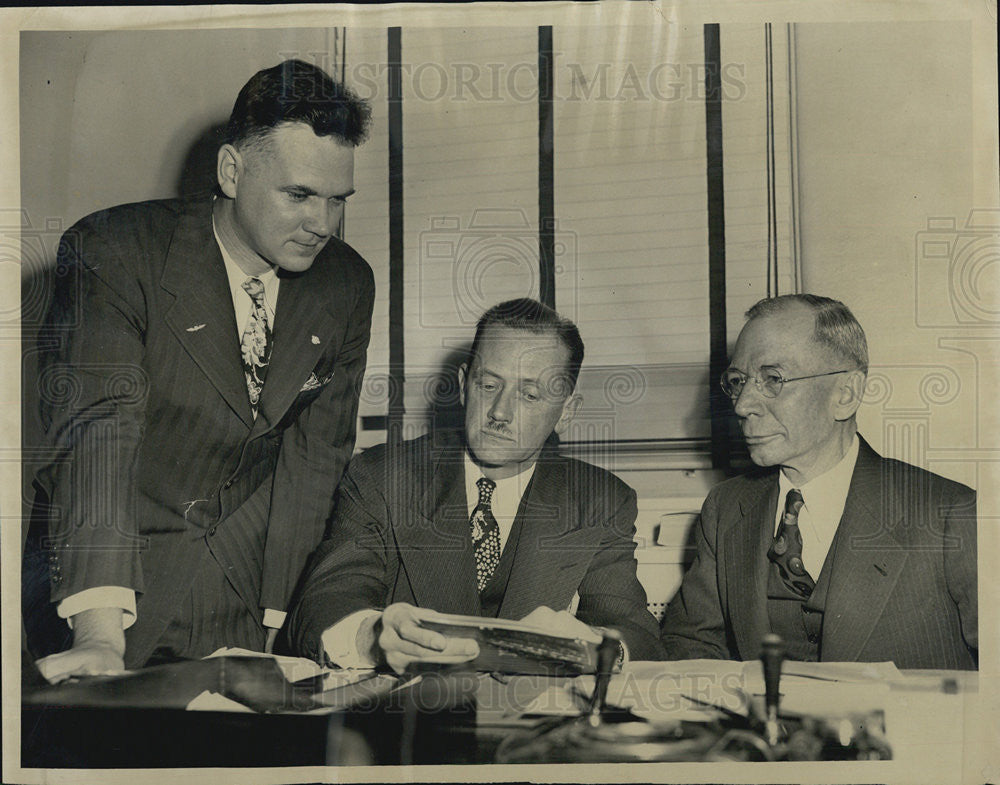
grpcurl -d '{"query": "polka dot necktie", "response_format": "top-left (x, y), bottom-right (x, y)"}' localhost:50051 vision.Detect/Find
top-left (471, 477), bottom-right (501, 592)
top-left (767, 488), bottom-right (816, 599)
top-left (240, 277), bottom-right (272, 417)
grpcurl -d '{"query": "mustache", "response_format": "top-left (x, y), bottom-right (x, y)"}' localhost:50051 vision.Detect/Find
top-left (484, 421), bottom-right (514, 438)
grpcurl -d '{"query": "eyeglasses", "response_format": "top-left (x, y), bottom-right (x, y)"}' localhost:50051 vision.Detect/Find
top-left (720, 367), bottom-right (852, 400)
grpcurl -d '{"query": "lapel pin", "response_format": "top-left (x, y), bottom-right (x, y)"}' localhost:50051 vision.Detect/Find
top-left (311, 335), bottom-right (321, 345)
top-left (873, 562), bottom-right (888, 576)
top-left (186, 324), bottom-right (206, 332)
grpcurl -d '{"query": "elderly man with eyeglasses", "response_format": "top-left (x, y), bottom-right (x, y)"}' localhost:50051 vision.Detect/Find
top-left (659, 294), bottom-right (978, 670)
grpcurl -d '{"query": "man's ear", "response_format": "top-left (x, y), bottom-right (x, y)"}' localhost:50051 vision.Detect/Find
top-left (833, 370), bottom-right (866, 421)
top-left (217, 144), bottom-right (241, 199)
top-left (554, 393), bottom-right (582, 435)
top-left (458, 363), bottom-right (468, 408)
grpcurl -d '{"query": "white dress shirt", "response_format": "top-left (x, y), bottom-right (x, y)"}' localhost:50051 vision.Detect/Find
top-left (774, 434), bottom-right (860, 578)
top-left (57, 221), bottom-right (285, 630)
top-left (321, 455), bottom-right (537, 668)
top-left (461, 453), bottom-right (537, 553)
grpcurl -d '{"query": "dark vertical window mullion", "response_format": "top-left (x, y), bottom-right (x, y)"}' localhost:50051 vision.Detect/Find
top-left (387, 27), bottom-right (405, 441)
top-left (538, 26), bottom-right (556, 308)
top-left (704, 24), bottom-right (730, 470)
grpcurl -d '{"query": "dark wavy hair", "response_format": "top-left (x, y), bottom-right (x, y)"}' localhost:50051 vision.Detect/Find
top-left (224, 59), bottom-right (371, 151)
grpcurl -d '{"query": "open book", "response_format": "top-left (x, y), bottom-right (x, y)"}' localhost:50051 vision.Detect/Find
top-left (416, 610), bottom-right (606, 676)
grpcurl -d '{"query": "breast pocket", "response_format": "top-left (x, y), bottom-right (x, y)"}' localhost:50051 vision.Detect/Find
top-left (299, 369), bottom-right (335, 394)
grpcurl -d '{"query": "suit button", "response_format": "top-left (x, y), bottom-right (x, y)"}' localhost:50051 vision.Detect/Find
top-left (224, 479), bottom-right (234, 489)
top-left (807, 633), bottom-right (819, 644)
top-left (51, 574), bottom-right (62, 584)
top-left (208, 527), bottom-right (217, 537)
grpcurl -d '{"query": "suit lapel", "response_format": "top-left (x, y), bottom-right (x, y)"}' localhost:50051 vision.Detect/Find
top-left (395, 440), bottom-right (480, 615)
top-left (821, 439), bottom-right (908, 661)
top-left (499, 458), bottom-right (599, 619)
top-left (160, 201), bottom-right (254, 427)
top-left (250, 260), bottom-right (344, 438)
top-left (728, 475), bottom-right (777, 660)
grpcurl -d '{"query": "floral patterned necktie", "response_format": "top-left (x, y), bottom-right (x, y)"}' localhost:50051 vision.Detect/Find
top-left (471, 477), bottom-right (501, 592)
top-left (240, 277), bottom-right (271, 417)
top-left (767, 488), bottom-right (816, 599)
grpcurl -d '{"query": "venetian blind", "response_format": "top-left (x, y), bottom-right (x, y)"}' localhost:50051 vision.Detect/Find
top-left (343, 23), bottom-right (797, 451)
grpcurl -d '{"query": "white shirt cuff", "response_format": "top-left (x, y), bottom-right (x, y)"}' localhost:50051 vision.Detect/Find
top-left (262, 609), bottom-right (287, 629)
top-left (321, 609), bottom-right (382, 669)
top-left (57, 587), bottom-right (137, 630)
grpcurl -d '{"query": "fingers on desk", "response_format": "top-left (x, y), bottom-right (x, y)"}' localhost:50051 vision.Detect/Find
top-left (36, 646), bottom-right (126, 684)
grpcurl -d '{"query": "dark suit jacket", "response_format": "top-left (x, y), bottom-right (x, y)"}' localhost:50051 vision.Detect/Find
top-left (25, 195), bottom-right (375, 667)
top-left (660, 436), bottom-right (978, 669)
top-left (288, 431), bottom-right (662, 662)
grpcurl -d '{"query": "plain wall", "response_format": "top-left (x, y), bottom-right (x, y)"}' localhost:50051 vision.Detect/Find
top-left (20, 29), bottom-right (339, 232)
top-left (794, 21), bottom-right (987, 489)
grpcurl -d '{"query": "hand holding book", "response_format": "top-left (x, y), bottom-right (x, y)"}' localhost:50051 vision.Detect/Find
top-left (367, 603), bottom-right (611, 676)
top-left (413, 606), bottom-right (613, 676)
top-left (368, 603), bottom-right (481, 675)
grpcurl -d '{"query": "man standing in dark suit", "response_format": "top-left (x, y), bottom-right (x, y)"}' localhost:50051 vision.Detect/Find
top-left (288, 298), bottom-right (661, 673)
top-left (25, 60), bottom-right (375, 681)
top-left (660, 294), bottom-right (977, 669)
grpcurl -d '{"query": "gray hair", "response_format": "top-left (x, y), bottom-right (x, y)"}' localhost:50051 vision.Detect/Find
top-left (745, 294), bottom-right (869, 373)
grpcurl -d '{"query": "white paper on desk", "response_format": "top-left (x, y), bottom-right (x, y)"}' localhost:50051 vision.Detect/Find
top-left (569, 660), bottom-right (748, 722)
top-left (187, 651), bottom-right (376, 713)
top-left (742, 660), bottom-right (897, 717)
top-left (185, 690), bottom-right (348, 715)
top-left (205, 646), bottom-right (324, 683)
top-left (186, 690), bottom-right (257, 713)
top-left (519, 685), bottom-right (584, 716)
top-left (204, 646), bottom-right (375, 690)
top-left (746, 659), bottom-right (901, 686)
top-left (565, 660), bottom-right (900, 722)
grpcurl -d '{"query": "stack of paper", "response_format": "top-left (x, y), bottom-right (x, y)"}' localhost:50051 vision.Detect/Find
top-left (742, 659), bottom-right (898, 717)
top-left (546, 660), bottom-right (900, 723)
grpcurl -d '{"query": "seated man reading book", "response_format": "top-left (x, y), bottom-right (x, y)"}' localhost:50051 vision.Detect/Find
top-left (287, 299), bottom-right (662, 673)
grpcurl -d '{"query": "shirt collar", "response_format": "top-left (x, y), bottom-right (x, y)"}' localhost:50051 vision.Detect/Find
top-left (213, 215), bottom-right (278, 289)
top-left (778, 433), bottom-right (860, 515)
top-left (462, 451), bottom-right (537, 516)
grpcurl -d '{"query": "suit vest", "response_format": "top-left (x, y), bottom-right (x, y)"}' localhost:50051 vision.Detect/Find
top-left (766, 535), bottom-right (841, 661)
top-left (478, 514), bottom-right (526, 617)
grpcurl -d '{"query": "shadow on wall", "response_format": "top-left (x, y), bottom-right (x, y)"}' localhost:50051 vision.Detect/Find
top-left (21, 122), bottom-right (229, 549)
top-left (421, 346), bottom-right (469, 435)
top-left (174, 122), bottom-right (228, 198)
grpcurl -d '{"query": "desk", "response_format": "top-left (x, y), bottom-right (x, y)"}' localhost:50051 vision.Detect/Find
top-left (19, 657), bottom-right (982, 779)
